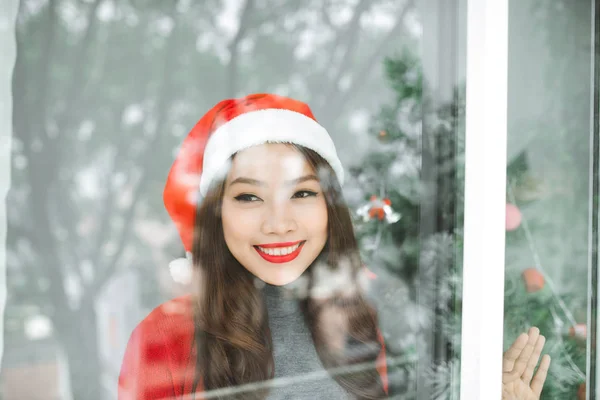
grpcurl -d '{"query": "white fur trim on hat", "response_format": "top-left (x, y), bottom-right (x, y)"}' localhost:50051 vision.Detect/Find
top-left (168, 251), bottom-right (192, 284)
top-left (199, 109), bottom-right (344, 195)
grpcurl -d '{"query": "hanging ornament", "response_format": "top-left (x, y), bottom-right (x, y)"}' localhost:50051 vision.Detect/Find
top-left (356, 195), bottom-right (401, 223)
top-left (506, 203), bottom-right (522, 231)
top-left (568, 324), bottom-right (587, 341)
top-left (521, 268), bottom-right (544, 293)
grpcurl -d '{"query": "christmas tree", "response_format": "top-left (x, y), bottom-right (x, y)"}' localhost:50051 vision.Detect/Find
top-left (344, 48), bottom-right (462, 397)
top-left (348, 50), bottom-right (587, 399)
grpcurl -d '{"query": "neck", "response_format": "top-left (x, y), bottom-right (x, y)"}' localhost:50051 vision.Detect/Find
top-left (260, 278), bottom-right (309, 319)
top-left (260, 274), bottom-right (310, 300)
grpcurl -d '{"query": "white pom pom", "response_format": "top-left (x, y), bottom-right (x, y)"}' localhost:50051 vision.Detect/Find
top-left (169, 252), bottom-right (192, 284)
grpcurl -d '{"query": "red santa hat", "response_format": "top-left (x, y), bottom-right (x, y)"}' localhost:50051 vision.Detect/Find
top-left (163, 93), bottom-right (344, 274)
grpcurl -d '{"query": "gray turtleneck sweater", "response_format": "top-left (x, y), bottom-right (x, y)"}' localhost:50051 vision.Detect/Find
top-left (262, 283), bottom-right (352, 400)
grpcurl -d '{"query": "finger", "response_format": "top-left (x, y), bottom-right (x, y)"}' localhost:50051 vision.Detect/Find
top-left (521, 334), bottom-right (545, 385)
top-left (503, 332), bottom-right (529, 373)
top-left (530, 354), bottom-right (551, 397)
top-left (512, 327), bottom-right (540, 376)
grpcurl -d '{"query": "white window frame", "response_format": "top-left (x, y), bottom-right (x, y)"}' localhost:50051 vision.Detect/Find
top-left (460, 0), bottom-right (508, 399)
top-left (0, 0), bottom-right (513, 396)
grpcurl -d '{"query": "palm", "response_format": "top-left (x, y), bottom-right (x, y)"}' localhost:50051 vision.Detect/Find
top-left (502, 378), bottom-right (540, 400)
top-left (502, 327), bottom-right (551, 400)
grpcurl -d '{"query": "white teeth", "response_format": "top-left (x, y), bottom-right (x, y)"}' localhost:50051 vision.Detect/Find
top-left (257, 243), bottom-right (301, 256)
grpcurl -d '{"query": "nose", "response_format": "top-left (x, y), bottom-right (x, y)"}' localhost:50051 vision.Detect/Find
top-left (261, 199), bottom-right (297, 236)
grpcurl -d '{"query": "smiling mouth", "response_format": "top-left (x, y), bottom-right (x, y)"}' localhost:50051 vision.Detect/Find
top-left (254, 241), bottom-right (306, 263)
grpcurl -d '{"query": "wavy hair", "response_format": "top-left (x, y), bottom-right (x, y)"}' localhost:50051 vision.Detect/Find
top-left (191, 145), bottom-right (387, 399)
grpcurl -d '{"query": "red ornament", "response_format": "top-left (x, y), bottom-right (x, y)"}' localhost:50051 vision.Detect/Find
top-left (369, 195), bottom-right (391, 220)
top-left (357, 195), bottom-right (401, 223)
top-left (506, 203), bottom-right (522, 231)
top-left (569, 324), bottom-right (587, 340)
top-left (521, 268), bottom-right (544, 293)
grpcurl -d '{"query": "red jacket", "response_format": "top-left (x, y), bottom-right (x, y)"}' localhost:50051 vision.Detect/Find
top-left (118, 295), bottom-right (389, 399)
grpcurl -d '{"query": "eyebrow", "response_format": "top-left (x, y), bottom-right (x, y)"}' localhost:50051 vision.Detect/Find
top-left (228, 174), bottom-right (320, 187)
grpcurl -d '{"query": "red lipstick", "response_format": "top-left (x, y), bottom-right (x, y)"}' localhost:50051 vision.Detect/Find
top-left (254, 241), bottom-right (305, 264)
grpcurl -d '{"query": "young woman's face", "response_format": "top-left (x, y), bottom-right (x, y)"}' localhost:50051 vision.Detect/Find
top-left (221, 143), bottom-right (328, 286)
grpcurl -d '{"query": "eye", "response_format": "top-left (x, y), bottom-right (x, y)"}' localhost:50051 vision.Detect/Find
top-left (292, 190), bottom-right (318, 199)
top-left (234, 193), bottom-right (261, 202)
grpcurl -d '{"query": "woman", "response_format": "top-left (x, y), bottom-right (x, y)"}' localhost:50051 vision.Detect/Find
top-left (118, 93), bottom-right (551, 399)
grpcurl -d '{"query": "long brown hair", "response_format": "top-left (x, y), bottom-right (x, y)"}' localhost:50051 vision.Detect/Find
top-left (191, 144), bottom-right (387, 399)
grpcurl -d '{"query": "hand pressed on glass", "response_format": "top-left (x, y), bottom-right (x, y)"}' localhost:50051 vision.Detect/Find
top-left (502, 327), bottom-right (551, 400)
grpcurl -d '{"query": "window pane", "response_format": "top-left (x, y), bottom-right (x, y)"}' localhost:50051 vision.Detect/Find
top-left (4, 1), bottom-right (468, 399)
top-left (504, 1), bottom-right (594, 399)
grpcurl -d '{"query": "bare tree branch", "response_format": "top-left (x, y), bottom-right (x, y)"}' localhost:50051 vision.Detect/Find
top-left (247, 2), bottom-right (291, 27)
top-left (226, 0), bottom-right (256, 98)
top-left (326, 0), bottom-right (415, 122)
top-left (10, 0), bottom-right (73, 312)
top-left (13, 0), bottom-right (104, 286)
top-left (48, 184), bottom-right (87, 284)
top-left (31, 0), bottom-right (104, 186)
top-left (21, 144), bottom-right (71, 313)
top-left (87, 173), bottom-right (146, 301)
top-left (6, 222), bottom-right (34, 241)
top-left (320, 0), bottom-right (337, 31)
top-left (87, 5), bottom-right (182, 301)
top-left (37, 0), bottom-right (105, 291)
top-left (319, 0), bottom-right (373, 110)
top-left (223, 0), bottom-right (294, 98)
top-left (33, 0), bottom-right (58, 143)
top-left (7, 258), bottom-right (48, 308)
top-left (5, 223), bottom-right (50, 299)
top-left (55, 0), bottom-right (104, 134)
top-left (87, 0), bottom-right (177, 270)
top-left (89, 106), bottom-right (137, 268)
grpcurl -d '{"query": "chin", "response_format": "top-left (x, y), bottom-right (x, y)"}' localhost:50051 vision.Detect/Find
top-left (257, 267), bottom-right (307, 286)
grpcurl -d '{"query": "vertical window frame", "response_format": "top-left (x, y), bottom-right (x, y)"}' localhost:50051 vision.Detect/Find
top-left (460, 1), bottom-right (508, 399)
